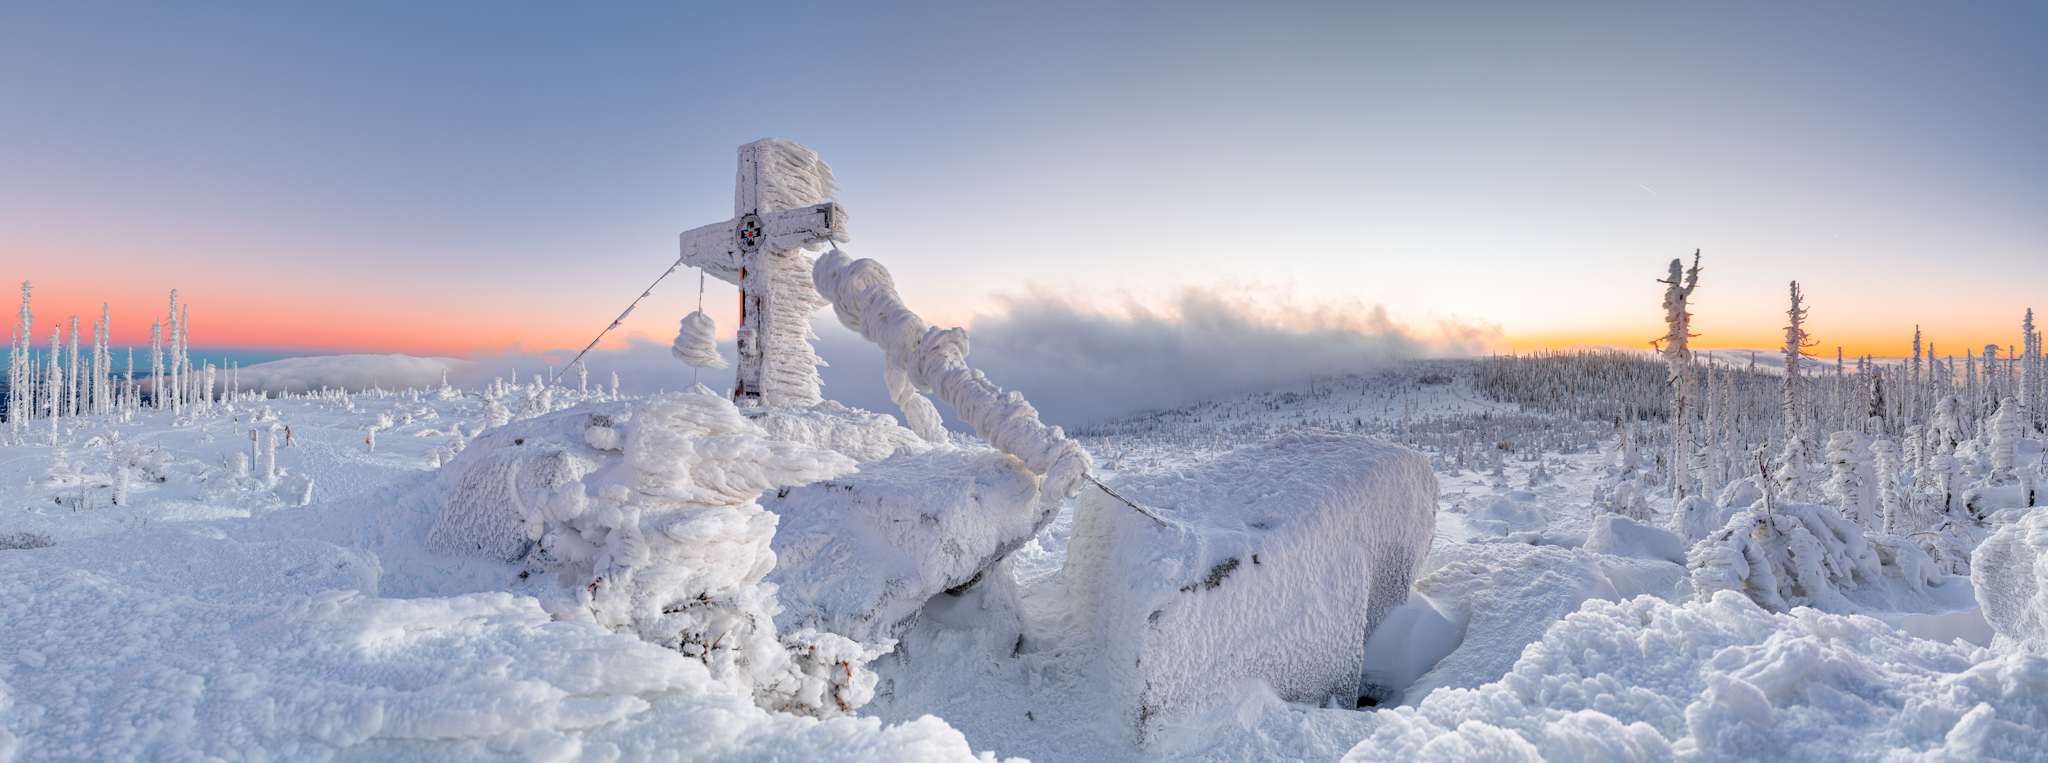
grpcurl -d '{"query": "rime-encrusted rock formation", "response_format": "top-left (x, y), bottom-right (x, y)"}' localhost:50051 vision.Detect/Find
top-left (1976, 508), bottom-right (2048, 654)
top-left (764, 447), bottom-right (1044, 645)
top-left (422, 393), bottom-right (895, 717)
top-left (1060, 429), bottom-right (1437, 742)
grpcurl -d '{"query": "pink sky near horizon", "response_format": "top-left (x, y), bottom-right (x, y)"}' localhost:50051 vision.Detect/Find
top-left (8, 268), bottom-right (2038, 364)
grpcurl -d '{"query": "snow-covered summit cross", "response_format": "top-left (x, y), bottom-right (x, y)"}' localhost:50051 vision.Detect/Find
top-left (677, 138), bottom-right (848, 407)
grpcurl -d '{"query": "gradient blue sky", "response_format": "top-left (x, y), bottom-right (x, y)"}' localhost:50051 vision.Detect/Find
top-left (3, 1), bottom-right (2043, 358)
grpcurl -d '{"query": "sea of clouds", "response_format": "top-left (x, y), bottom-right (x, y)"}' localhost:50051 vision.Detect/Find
top-left (242, 287), bottom-right (1498, 430)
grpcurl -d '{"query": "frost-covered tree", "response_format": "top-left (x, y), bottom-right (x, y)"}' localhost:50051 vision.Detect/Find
top-left (1984, 343), bottom-right (2003, 406)
top-left (1822, 429), bottom-right (1874, 528)
top-left (1653, 251), bottom-right (1703, 502)
top-left (1909, 326), bottom-right (1923, 421)
top-left (1871, 437), bottom-right (1906, 533)
top-left (1930, 395), bottom-right (1965, 454)
top-left (1985, 397), bottom-right (2023, 484)
top-left (6, 281), bottom-right (31, 437)
top-left (1775, 282), bottom-right (1818, 502)
top-left (2024, 308), bottom-right (2040, 433)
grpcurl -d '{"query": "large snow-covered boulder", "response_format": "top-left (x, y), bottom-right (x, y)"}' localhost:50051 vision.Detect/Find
top-left (747, 399), bottom-right (929, 464)
top-left (764, 446), bottom-right (1044, 645)
top-left (1976, 508), bottom-right (2048, 654)
top-left (417, 392), bottom-right (902, 718)
top-left (1062, 429), bottom-right (1437, 742)
top-left (423, 406), bottom-right (615, 562)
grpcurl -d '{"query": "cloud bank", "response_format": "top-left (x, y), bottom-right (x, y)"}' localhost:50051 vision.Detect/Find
top-left (940, 287), bottom-right (1498, 425)
top-left (251, 287), bottom-right (1495, 430)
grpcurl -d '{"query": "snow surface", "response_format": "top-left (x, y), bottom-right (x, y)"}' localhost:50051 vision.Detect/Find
top-left (0, 526), bottom-right (1004, 762)
top-left (3, 359), bottom-right (2045, 762)
top-left (1344, 591), bottom-right (2048, 762)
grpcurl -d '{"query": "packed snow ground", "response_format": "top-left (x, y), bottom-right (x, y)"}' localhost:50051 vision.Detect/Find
top-left (0, 361), bottom-right (2042, 762)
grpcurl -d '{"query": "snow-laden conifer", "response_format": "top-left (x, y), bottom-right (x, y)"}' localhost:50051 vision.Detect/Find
top-left (1653, 251), bottom-right (1702, 502)
top-left (1822, 429), bottom-right (1875, 528)
top-left (1871, 437), bottom-right (1906, 533)
top-left (1775, 282), bottom-right (1817, 502)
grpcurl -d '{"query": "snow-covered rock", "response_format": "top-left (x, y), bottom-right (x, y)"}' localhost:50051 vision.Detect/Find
top-left (765, 446), bottom-right (1044, 645)
top-left (423, 407), bottom-right (613, 562)
top-left (1584, 514), bottom-right (1687, 565)
top-left (748, 399), bottom-right (930, 464)
top-left (1976, 507), bottom-right (2048, 654)
top-left (1061, 429), bottom-right (1436, 741)
top-left (416, 392), bottom-right (897, 718)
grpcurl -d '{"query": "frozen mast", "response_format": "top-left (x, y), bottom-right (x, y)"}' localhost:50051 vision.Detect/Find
top-left (676, 138), bottom-right (849, 407)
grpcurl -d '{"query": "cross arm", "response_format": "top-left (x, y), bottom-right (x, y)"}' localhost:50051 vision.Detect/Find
top-left (764, 202), bottom-right (849, 252)
top-left (678, 220), bottom-right (742, 285)
top-left (678, 202), bottom-right (849, 286)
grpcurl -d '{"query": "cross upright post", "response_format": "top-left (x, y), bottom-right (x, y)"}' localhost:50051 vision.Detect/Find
top-left (677, 138), bottom-right (848, 407)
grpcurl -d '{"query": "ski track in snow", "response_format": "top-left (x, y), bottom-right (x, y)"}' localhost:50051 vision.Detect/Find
top-left (0, 362), bottom-right (2041, 762)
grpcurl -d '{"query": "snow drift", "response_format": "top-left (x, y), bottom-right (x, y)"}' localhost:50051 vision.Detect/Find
top-left (1342, 591), bottom-right (2048, 762)
top-left (0, 526), bottom-right (1003, 762)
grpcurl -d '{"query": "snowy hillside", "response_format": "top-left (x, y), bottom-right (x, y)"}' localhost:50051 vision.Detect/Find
top-left (2, 349), bottom-right (2043, 761)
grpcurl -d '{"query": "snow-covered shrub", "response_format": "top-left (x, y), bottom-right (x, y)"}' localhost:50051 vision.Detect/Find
top-left (275, 472), bottom-right (315, 507)
top-left (1974, 507), bottom-right (2048, 654)
top-left (1985, 397), bottom-right (2024, 484)
top-left (0, 531), bottom-right (55, 550)
top-left (1605, 477), bottom-right (1649, 521)
top-left (477, 396), bottom-right (510, 430)
top-left (1871, 436), bottom-right (1907, 533)
top-left (1062, 430), bottom-right (1436, 741)
top-left (1822, 429), bottom-right (1875, 528)
top-left (1686, 502), bottom-right (1885, 612)
top-left (1673, 494), bottom-right (1727, 542)
top-left (1716, 476), bottom-right (1763, 510)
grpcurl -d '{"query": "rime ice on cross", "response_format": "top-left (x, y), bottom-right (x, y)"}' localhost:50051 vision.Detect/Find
top-left (677, 138), bottom-right (848, 407)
